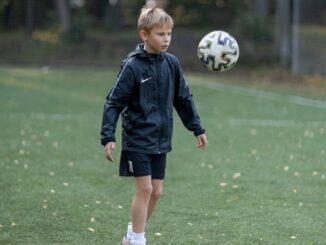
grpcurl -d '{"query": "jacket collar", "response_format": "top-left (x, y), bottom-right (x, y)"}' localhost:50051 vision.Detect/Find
top-left (127, 43), bottom-right (165, 62)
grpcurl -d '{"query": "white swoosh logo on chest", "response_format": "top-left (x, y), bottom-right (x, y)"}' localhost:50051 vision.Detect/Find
top-left (141, 77), bottom-right (152, 83)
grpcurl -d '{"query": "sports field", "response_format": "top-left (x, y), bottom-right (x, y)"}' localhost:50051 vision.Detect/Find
top-left (0, 66), bottom-right (325, 244)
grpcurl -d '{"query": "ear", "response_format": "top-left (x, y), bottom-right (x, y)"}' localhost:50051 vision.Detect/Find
top-left (139, 30), bottom-right (148, 42)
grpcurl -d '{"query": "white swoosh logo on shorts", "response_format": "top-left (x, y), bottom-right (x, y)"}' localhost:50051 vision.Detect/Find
top-left (141, 77), bottom-right (152, 83)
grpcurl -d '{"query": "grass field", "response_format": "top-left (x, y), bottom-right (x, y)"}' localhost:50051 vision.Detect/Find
top-left (1, 66), bottom-right (326, 245)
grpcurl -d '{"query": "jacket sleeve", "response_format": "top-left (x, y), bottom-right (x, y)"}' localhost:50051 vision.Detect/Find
top-left (100, 63), bottom-right (135, 146)
top-left (173, 59), bottom-right (205, 136)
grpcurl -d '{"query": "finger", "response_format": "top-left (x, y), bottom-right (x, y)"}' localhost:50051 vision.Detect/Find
top-left (105, 150), bottom-right (114, 161)
top-left (202, 136), bottom-right (208, 147)
top-left (196, 138), bottom-right (201, 147)
top-left (106, 153), bottom-right (114, 162)
top-left (197, 138), bottom-right (204, 148)
top-left (104, 143), bottom-right (115, 161)
top-left (109, 144), bottom-right (115, 161)
top-left (197, 136), bottom-right (207, 148)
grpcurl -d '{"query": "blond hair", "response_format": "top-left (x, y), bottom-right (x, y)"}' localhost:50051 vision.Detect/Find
top-left (138, 7), bottom-right (174, 32)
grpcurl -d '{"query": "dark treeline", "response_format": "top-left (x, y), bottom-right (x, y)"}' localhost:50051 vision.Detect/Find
top-left (0, 0), bottom-right (325, 74)
top-left (0, 0), bottom-right (272, 34)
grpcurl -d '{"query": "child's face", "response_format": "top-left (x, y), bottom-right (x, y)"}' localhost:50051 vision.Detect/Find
top-left (141, 25), bottom-right (172, 54)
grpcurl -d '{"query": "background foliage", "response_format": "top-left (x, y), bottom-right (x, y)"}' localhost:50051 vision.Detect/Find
top-left (0, 0), bottom-right (325, 73)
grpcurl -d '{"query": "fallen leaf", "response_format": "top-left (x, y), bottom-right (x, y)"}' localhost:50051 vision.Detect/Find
top-left (219, 182), bottom-right (227, 187)
top-left (232, 173), bottom-right (241, 180)
top-left (293, 172), bottom-right (301, 177)
top-left (250, 129), bottom-right (257, 136)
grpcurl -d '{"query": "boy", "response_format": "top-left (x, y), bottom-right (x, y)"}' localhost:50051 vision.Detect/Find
top-left (100, 7), bottom-right (207, 245)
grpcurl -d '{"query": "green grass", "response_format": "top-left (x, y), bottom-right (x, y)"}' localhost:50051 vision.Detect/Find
top-left (1, 66), bottom-right (326, 244)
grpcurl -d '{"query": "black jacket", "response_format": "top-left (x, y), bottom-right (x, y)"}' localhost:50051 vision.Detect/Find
top-left (101, 44), bottom-right (205, 154)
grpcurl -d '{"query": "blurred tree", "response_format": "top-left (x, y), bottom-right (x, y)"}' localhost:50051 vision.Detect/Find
top-left (105, 0), bottom-right (122, 30)
top-left (255, 0), bottom-right (269, 17)
top-left (2, 0), bottom-right (13, 30)
top-left (86, 0), bottom-right (107, 24)
top-left (25, 0), bottom-right (33, 35)
top-left (54, 0), bottom-right (71, 32)
top-left (2, 0), bottom-right (23, 30)
top-left (63, 0), bottom-right (91, 42)
top-left (168, 0), bottom-right (234, 28)
top-left (233, 0), bottom-right (274, 43)
top-left (291, 0), bottom-right (300, 74)
top-left (276, 0), bottom-right (291, 67)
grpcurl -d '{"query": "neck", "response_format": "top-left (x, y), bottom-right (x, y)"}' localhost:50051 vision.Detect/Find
top-left (144, 44), bottom-right (159, 54)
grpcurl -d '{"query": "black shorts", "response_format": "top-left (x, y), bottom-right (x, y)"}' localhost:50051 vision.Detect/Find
top-left (119, 151), bottom-right (167, 179)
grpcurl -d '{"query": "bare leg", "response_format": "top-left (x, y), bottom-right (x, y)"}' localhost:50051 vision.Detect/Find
top-left (131, 176), bottom-right (153, 233)
top-left (146, 179), bottom-right (163, 221)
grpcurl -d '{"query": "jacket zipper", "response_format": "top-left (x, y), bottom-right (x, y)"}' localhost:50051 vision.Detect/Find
top-left (156, 58), bottom-right (163, 154)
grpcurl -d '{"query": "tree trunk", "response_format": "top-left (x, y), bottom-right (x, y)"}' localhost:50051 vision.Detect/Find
top-left (54, 0), bottom-right (71, 32)
top-left (106, 0), bottom-right (122, 30)
top-left (255, 0), bottom-right (269, 17)
top-left (3, 0), bottom-right (14, 30)
top-left (292, 0), bottom-right (301, 74)
top-left (276, 0), bottom-right (291, 67)
top-left (25, 0), bottom-right (33, 35)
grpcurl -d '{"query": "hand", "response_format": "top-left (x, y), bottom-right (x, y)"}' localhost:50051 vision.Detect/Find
top-left (196, 134), bottom-right (208, 149)
top-left (104, 142), bottom-right (115, 162)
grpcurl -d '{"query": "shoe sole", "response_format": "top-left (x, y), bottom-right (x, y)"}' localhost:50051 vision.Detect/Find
top-left (122, 236), bottom-right (129, 245)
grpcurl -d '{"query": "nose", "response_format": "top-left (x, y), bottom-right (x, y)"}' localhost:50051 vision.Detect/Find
top-left (164, 34), bottom-right (170, 43)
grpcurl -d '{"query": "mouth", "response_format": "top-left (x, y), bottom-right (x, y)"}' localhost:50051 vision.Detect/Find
top-left (162, 45), bottom-right (169, 49)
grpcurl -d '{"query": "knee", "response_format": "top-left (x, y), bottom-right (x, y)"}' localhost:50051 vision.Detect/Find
top-left (138, 183), bottom-right (153, 196)
top-left (151, 189), bottom-right (162, 201)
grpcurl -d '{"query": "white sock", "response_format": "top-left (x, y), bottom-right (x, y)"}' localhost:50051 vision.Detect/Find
top-left (131, 231), bottom-right (146, 245)
top-left (126, 222), bottom-right (132, 240)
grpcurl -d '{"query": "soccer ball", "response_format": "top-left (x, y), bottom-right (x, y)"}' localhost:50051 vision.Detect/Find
top-left (197, 30), bottom-right (239, 72)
